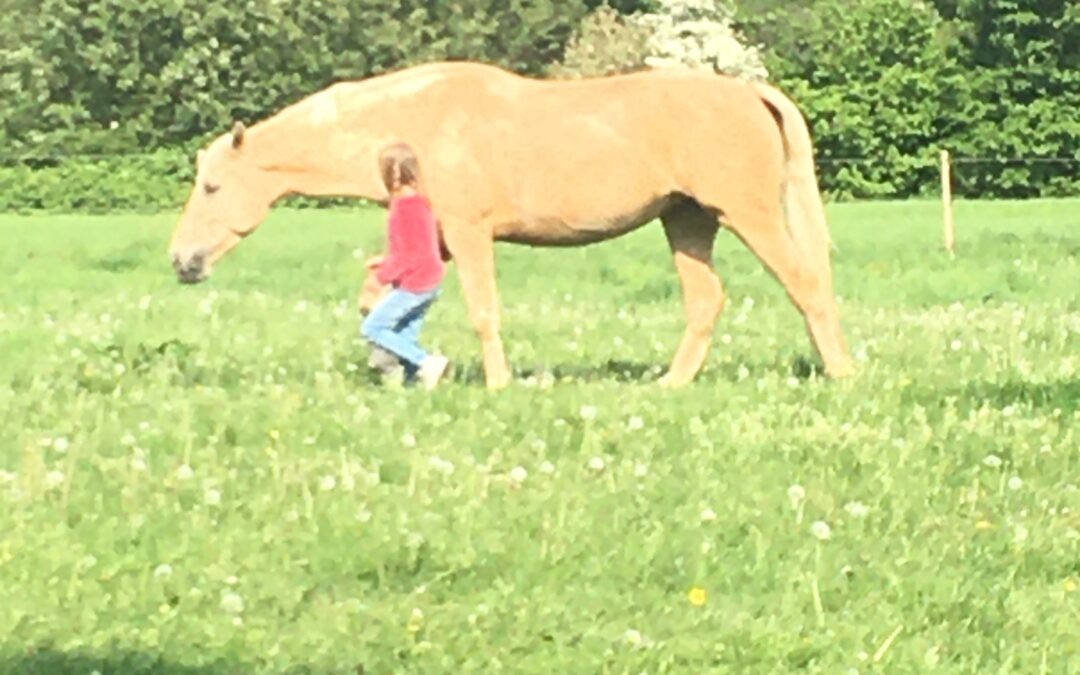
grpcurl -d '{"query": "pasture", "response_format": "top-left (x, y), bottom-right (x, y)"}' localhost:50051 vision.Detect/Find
top-left (1, 199), bottom-right (1079, 673)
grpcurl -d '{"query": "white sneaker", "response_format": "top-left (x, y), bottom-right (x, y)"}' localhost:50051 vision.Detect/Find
top-left (418, 355), bottom-right (450, 390)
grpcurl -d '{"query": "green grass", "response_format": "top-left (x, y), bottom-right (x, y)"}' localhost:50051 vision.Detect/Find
top-left (1, 199), bottom-right (1079, 674)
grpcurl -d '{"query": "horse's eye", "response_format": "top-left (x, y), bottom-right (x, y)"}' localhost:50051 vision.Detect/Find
top-left (204, 182), bottom-right (220, 195)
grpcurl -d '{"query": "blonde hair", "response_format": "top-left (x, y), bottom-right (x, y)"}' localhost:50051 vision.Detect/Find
top-left (377, 142), bottom-right (423, 193)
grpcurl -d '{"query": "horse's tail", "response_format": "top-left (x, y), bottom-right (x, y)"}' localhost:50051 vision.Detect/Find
top-left (751, 82), bottom-right (833, 286)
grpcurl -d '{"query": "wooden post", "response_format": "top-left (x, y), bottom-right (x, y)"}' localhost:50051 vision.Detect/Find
top-left (941, 149), bottom-right (955, 255)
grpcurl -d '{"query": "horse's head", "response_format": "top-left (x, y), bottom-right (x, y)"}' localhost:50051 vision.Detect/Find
top-left (169, 122), bottom-right (278, 284)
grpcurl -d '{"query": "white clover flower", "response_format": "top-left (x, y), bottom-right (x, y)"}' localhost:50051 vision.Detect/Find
top-left (220, 592), bottom-right (244, 614)
top-left (131, 457), bottom-right (148, 473)
top-left (121, 433), bottom-right (137, 447)
top-left (627, 416), bottom-right (645, 431)
top-left (1008, 476), bottom-right (1023, 491)
top-left (588, 456), bottom-right (606, 472)
top-left (509, 466), bottom-right (528, 485)
top-left (810, 520), bottom-right (832, 541)
top-left (700, 508), bottom-right (718, 523)
top-left (844, 501), bottom-right (870, 519)
top-left (950, 340), bottom-right (963, 351)
top-left (634, 462), bottom-right (649, 478)
top-left (623, 628), bottom-right (644, 647)
top-left (428, 457), bottom-right (455, 476)
top-left (53, 437), bottom-right (70, 453)
top-left (787, 484), bottom-right (806, 509)
top-left (580, 405), bottom-right (598, 421)
top-left (1013, 524), bottom-right (1029, 545)
top-left (204, 488), bottom-right (222, 507)
top-left (539, 461), bottom-right (556, 475)
top-left (153, 564), bottom-right (173, 580)
top-left (176, 464), bottom-right (195, 481)
top-left (401, 433), bottom-right (417, 448)
top-left (45, 470), bottom-right (66, 491)
top-left (983, 454), bottom-right (1003, 469)
top-left (319, 475), bottom-right (337, 492)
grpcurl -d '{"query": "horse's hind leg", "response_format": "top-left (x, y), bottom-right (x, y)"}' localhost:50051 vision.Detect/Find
top-left (659, 201), bottom-right (726, 388)
top-left (723, 197), bottom-right (853, 378)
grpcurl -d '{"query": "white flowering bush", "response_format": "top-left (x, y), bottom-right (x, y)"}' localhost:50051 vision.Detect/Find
top-left (639, 0), bottom-right (769, 80)
top-left (554, 0), bottom-right (768, 81)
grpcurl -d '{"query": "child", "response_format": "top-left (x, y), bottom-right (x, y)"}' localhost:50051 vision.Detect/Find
top-left (361, 142), bottom-right (450, 390)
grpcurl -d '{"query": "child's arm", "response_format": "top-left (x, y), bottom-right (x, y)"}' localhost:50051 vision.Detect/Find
top-left (375, 203), bottom-right (407, 285)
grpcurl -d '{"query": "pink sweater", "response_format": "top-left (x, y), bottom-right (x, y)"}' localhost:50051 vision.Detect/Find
top-left (376, 194), bottom-right (447, 292)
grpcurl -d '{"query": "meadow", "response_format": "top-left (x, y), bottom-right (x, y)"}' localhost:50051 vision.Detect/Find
top-left (1, 199), bottom-right (1078, 674)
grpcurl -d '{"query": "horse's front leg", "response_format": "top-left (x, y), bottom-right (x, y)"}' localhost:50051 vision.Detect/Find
top-left (443, 221), bottom-right (511, 390)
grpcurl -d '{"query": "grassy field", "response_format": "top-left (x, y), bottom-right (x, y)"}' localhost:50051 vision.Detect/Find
top-left (1, 199), bottom-right (1079, 674)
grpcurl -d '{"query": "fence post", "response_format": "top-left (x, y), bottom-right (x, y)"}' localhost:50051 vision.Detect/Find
top-left (941, 149), bottom-right (955, 255)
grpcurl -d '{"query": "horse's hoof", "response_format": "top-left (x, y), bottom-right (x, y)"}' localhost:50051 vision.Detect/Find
top-left (827, 360), bottom-right (857, 379)
top-left (657, 373), bottom-right (688, 389)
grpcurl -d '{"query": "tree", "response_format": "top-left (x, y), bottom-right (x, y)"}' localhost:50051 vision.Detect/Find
top-left (554, 0), bottom-right (767, 81)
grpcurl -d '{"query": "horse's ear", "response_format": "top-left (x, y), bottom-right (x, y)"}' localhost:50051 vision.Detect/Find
top-left (231, 121), bottom-right (246, 149)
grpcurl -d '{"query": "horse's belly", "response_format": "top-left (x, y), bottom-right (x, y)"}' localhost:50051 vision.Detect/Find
top-left (494, 195), bottom-right (677, 246)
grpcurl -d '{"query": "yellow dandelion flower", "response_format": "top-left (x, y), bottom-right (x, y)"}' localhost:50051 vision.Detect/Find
top-left (406, 608), bottom-right (424, 633)
top-left (1065, 578), bottom-right (1077, 594)
top-left (975, 520), bottom-right (993, 531)
top-left (688, 587), bottom-right (707, 607)
top-left (269, 429), bottom-right (280, 441)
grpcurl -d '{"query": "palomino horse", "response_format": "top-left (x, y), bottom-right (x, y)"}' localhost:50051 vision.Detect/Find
top-left (169, 61), bottom-right (854, 389)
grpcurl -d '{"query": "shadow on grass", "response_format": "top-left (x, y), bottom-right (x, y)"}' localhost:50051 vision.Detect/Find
top-left (951, 378), bottom-right (1080, 412)
top-left (2, 649), bottom-right (366, 675)
top-left (445, 359), bottom-right (665, 385)
top-left (444, 354), bottom-right (825, 386)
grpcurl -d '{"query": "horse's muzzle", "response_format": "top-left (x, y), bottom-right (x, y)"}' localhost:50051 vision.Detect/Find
top-left (171, 250), bottom-right (208, 284)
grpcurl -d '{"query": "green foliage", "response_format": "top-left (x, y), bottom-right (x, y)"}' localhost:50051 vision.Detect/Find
top-left (2, 202), bottom-right (1080, 671)
top-left (1, 0), bottom-right (1077, 208)
top-left (942, 0), bottom-right (1080, 198)
top-left (0, 151), bottom-right (192, 214)
top-left (738, 0), bottom-right (961, 199)
top-left (736, 0), bottom-right (1080, 199)
top-left (0, 0), bottom-right (591, 155)
top-left (550, 5), bottom-right (652, 78)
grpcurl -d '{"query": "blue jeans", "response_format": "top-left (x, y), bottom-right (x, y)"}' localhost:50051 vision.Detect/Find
top-left (361, 287), bottom-right (440, 371)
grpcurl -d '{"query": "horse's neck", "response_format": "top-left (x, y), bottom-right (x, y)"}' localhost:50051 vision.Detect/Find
top-left (248, 98), bottom-right (385, 202)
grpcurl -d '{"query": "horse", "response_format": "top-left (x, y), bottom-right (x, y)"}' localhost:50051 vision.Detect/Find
top-left (168, 60), bottom-right (855, 389)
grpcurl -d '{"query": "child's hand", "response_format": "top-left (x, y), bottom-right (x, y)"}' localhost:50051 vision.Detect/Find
top-left (365, 255), bottom-right (385, 270)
